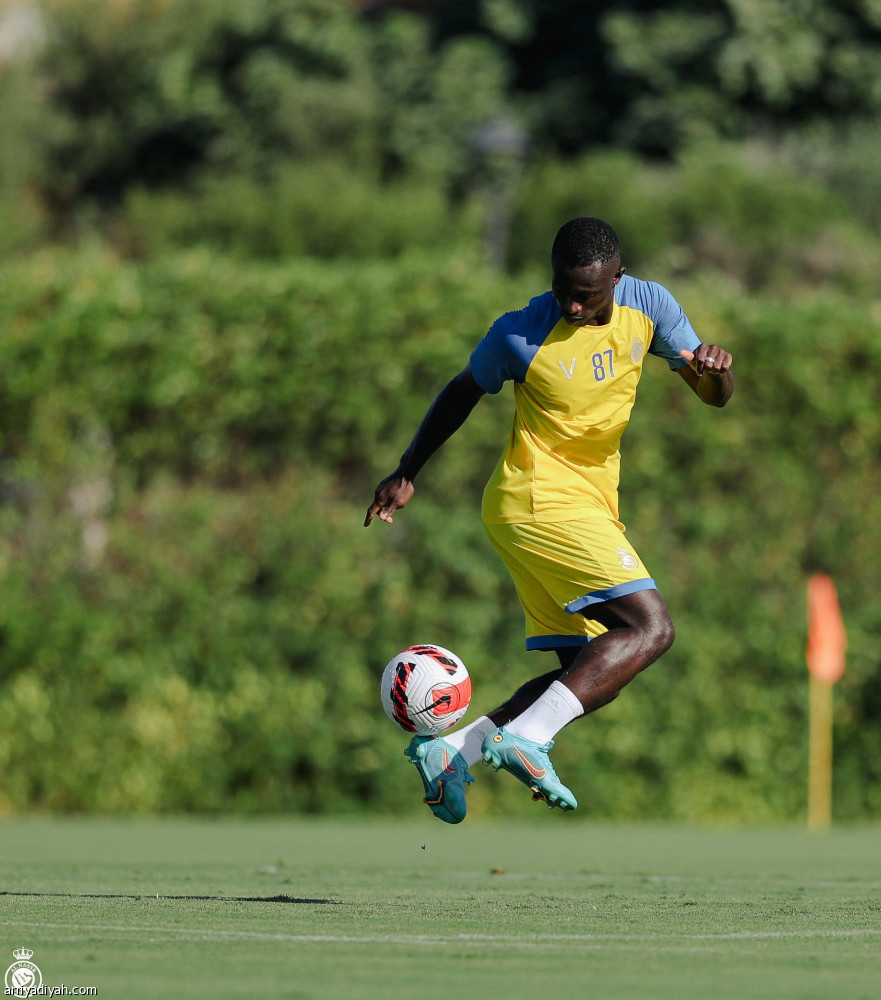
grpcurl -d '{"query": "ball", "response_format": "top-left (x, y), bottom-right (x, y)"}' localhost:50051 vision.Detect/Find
top-left (380, 644), bottom-right (472, 735)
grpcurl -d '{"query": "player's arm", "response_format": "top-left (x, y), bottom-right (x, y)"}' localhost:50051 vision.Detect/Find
top-left (364, 365), bottom-right (486, 526)
top-left (676, 345), bottom-right (734, 407)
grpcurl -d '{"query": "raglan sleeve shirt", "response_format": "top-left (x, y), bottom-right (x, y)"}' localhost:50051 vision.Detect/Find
top-left (469, 277), bottom-right (701, 525)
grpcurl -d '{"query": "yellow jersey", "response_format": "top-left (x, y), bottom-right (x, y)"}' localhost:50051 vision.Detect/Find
top-left (470, 275), bottom-right (701, 524)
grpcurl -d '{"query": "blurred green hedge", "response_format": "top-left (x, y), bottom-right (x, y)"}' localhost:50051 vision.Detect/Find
top-left (0, 246), bottom-right (879, 820)
top-left (1, 0), bottom-right (879, 824)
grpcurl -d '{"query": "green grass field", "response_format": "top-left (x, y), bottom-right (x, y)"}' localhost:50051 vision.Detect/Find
top-left (0, 817), bottom-right (878, 999)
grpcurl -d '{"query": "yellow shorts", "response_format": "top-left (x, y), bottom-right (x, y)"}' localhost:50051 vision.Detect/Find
top-left (483, 515), bottom-right (656, 651)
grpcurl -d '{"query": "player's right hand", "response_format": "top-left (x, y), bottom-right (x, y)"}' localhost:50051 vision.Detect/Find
top-left (364, 475), bottom-right (414, 526)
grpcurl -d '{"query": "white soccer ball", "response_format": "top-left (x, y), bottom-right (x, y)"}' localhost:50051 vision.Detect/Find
top-left (380, 644), bottom-right (472, 735)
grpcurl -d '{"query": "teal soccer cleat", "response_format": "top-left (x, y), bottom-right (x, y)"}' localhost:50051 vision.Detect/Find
top-left (481, 727), bottom-right (578, 812)
top-left (405, 734), bottom-right (474, 824)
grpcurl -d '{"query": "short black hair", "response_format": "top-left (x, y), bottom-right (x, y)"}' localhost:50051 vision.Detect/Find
top-left (551, 217), bottom-right (620, 268)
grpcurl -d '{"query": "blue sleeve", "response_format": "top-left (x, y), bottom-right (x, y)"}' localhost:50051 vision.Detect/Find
top-left (470, 293), bottom-right (560, 394)
top-left (470, 315), bottom-right (520, 395)
top-left (642, 281), bottom-right (701, 370)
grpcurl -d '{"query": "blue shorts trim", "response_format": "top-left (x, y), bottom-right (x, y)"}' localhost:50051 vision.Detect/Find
top-left (565, 578), bottom-right (657, 614)
top-left (525, 634), bottom-right (593, 652)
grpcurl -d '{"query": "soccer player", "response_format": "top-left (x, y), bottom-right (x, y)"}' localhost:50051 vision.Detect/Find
top-left (365, 217), bottom-right (734, 823)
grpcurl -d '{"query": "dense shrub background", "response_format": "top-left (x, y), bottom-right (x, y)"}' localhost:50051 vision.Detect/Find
top-left (0, 238), bottom-right (880, 820)
top-left (1, 0), bottom-right (880, 820)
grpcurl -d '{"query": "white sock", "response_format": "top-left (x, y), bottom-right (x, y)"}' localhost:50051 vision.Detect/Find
top-left (442, 716), bottom-right (496, 767)
top-left (504, 681), bottom-right (584, 745)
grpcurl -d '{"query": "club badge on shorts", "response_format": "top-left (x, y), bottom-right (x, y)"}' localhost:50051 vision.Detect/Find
top-left (617, 547), bottom-right (639, 570)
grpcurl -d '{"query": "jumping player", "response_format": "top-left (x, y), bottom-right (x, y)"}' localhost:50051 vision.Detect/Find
top-left (365, 217), bottom-right (734, 823)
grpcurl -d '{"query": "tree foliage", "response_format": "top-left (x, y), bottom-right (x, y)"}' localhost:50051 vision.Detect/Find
top-left (24, 0), bottom-right (377, 216)
top-left (431, 0), bottom-right (881, 153)
top-left (5, 0), bottom-right (881, 242)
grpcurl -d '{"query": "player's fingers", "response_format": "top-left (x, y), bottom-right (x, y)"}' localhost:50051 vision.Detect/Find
top-left (680, 347), bottom-right (709, 374)
top-left (365, 492), bottom-right (399, 526)
top-left (680, 348), bottom-right (713, 374)
top-left (379, 493), bottom-right (405, 521)
top-left (681, 345), bottom-right (732, 376)
top-left (364, 495), bottom-right (388, 526)
top-left (700, 347), bottom-right (732, 375)
top-left (366, 478), bottom-right (413, 527)
top-left (687, 345), bottom-right (722, 375)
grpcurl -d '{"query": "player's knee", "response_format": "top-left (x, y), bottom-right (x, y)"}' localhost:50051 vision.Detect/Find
top-left (630, 592), bottom-right (675, 659)
top-left (647, 612), bottom-right (675, 658)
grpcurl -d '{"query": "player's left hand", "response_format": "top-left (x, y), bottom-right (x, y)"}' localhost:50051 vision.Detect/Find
top-left (679, 345), bottom-right (732, 376)
top-left (364, 474), bottom-right (415, 527)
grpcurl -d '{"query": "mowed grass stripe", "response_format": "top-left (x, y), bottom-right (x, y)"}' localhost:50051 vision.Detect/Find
top-left (3, 918), bottom-right (880, 946)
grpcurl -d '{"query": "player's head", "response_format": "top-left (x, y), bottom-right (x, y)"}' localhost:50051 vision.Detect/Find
top-left (551, 217), bottom-right (620, 270)
top-left (551, 218), bottom-right (624, 327)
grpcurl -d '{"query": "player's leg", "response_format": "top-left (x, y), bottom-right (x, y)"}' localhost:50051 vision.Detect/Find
top-left (487, 666), bottom-right (563, 723)
top-left (443, 531), bottom-right (588, 810)
top-left (478, 517), bottom-right (669, 810)
top-left (407, 533), bottom-right (595, 824)
top-left (481, 589), bottom-right (672, 810)
top-left (439, 537), bottom-right (590, 775)
top-left (463, 645), bottom-right (578, 732)
top-left (485, 638), bottom-right (609, 715)
top-left (557, 587), bottom-right (674, 713)
top-left (493, 556), bottom-right (674, 739)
